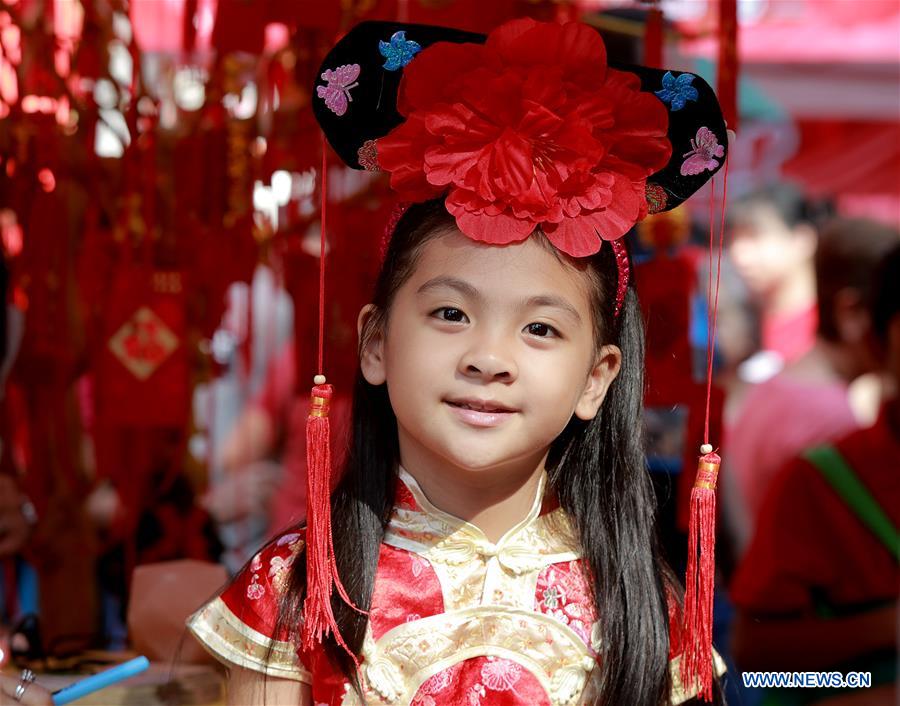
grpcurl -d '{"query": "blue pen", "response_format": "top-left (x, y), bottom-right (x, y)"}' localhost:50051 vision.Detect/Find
top-left (51, 656), bottom-right (151, 705)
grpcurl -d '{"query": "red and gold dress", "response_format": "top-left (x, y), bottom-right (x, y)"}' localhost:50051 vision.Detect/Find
top-left (188, 468), bottom-right (717, 705)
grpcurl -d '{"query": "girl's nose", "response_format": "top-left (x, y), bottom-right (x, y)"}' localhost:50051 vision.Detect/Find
top-left (459, 338), bottom-right (518, 382)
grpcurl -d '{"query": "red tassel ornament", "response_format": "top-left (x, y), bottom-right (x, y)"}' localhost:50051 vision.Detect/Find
top-left (301, 379), bottom-right (360, 659)
top-left (680, 447), bottom-right (720, 701)
top-left (301, 137), bottom-right (364, 662)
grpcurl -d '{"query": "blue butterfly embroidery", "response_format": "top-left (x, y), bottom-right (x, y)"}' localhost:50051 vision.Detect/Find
top-left (379, 31), bottom-right (421, 71)
top-left (655, 71), bottom-right (699, 112)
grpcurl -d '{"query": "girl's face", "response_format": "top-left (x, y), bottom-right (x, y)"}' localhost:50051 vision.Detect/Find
top-left (359, 229), bottom-right (621, 482)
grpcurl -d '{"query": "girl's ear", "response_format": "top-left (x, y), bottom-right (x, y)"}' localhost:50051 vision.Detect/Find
top-left (574, 344), bottom-right (622, 421)
top-left (358, 304), bottom-right (386, 385)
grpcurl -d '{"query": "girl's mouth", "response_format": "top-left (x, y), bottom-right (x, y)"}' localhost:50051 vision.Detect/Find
top-left (445, 399), bottom-right (517, 428)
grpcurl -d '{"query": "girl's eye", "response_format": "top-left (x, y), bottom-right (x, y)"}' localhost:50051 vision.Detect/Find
top-left (525, 322), bottom-right (559, 338)
top-left (433, 307), bottom-right (468, 323)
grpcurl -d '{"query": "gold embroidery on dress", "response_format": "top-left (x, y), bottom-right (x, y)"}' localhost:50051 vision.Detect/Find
top-left (186, 598), bottom-right (311, 683)
top-left (360, 607), bottom-right (595, 705)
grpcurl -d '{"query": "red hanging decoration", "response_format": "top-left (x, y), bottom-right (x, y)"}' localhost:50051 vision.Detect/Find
top-left (681, 161), bottom-right (729, 701)
top-left (643, 3), bottom-right (664, 69)
top-left (301, 136), bottom-right (363, 661)
top-left (680, 450), bottom-right (720, 701)
top-left (717, 0), bottom-right (739, 131)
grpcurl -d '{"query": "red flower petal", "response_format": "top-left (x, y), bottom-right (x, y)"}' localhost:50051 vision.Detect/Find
top-left (542, 217), bottom-right (603, 258)
top-left (585, 176), bottom-right (646, 241)
top-left (489, 128), bottom-right (534, 196)
top-left (488, 20), bottom-right (606, 89)
top-left (598, 70), bottom-right (671, 179)
top-left (423, 105), bottom-right (499, 189)
top-left (376, 117), bottom-right (443, 201)
top-left (398, 42), bottom-right (485, 114)
top-left (446, 193), bottom-right (534, 246)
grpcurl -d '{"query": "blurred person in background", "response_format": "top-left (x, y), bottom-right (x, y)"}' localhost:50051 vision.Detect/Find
top-left (206, 339), bottom-right (352, 537)
top-left (730, 243), bottom-right (900, 706)
top-left (723, 217), bottom-right (899, 556)
top-left (728, 183), bottom-right (830, 385)
top-left (0, 257), bottom-right (94, 660)
top-left (204, 341), bottom-right (296, 529)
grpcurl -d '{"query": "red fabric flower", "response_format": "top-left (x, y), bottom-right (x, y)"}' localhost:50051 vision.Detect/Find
top-left (376, 19), bottom-right (672, 257)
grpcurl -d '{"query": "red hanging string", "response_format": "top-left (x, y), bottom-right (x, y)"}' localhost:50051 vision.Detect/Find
top-left (317, 135), bottom-right (327, 375)
top-left (703, 177), bottom-right (717, 445)
top-left (703, 161), bottom-right (729, 444)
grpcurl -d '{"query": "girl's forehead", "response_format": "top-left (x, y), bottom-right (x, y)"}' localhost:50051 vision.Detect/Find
top-left (407, 230), bottom-right (593, 301)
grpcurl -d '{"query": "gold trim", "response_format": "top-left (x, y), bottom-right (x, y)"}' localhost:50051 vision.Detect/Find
top-left (669, 651), bottom-right (728, 705)
top-left (186, 597), bottom-right (312, 684)
top-left (364, 605), bottom-right (594, 704)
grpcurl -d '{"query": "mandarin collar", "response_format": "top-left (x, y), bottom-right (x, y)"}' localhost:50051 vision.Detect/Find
top-left (386, 467), bottom-right (578, 575)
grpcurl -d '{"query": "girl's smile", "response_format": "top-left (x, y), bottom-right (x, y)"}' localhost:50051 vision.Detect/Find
top-left (444, 396), bottom-right (519, 428)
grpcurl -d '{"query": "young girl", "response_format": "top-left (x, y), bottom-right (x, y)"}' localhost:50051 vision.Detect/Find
top-left (189, 18), bottom-right (729, 706)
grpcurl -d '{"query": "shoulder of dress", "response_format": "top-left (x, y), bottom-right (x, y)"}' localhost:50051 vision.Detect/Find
top-left (256, 528), bottom-right (307, 563)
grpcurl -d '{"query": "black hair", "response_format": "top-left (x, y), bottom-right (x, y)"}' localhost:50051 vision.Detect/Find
top-left (730, 181), bottom-right (833, 231)
top-left (815, 217), bottom-right (900, 342)
top-left (871, 243), bottom-right (900, 343)
top-left (269, 199), bottom-right (713, 705)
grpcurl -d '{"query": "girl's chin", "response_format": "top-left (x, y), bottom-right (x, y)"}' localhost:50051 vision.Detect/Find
top-left (431, 446), bottom-right (549, 478)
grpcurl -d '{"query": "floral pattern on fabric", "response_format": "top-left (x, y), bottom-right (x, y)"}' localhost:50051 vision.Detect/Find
top-left (186, 527), bottom-right (310, 682)
top-left (368, 544), bottom-right (444, 640)
top-left (535, 560), bottom-right (599, 652)
top-left (411, 657), bottom-right (550, 706)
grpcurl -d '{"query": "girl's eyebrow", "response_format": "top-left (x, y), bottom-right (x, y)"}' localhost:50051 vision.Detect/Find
top-left (417, 276), bottom-right (582, 324)
top-left (416, 276), bottom-right (480, 300)
top-left (525, 295), bottom-right (583, 324)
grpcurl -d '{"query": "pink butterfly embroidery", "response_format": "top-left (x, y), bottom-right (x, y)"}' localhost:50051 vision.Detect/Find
top-left (680, 127), bottom-right (725, 176)
top-left (316, 64), bottom-right (361, 117)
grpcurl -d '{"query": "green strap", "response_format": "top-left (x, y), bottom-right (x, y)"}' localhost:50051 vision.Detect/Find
top-left (803, 445), bottom-right (900, 562)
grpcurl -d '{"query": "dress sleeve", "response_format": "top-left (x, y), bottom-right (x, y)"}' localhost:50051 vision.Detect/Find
top-left (186, 529), bottom-right (312, 683)
top-left (668, 650), bottom-right (728, 704)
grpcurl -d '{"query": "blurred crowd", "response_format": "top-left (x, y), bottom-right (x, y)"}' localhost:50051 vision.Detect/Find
top-left (1, 181), bottom-right (898, 703)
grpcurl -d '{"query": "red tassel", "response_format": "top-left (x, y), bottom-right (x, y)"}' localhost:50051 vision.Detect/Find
top-left (680, 449), bottom-right (720, 701)
top-left (302, 381), bottom-right (361, 661)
